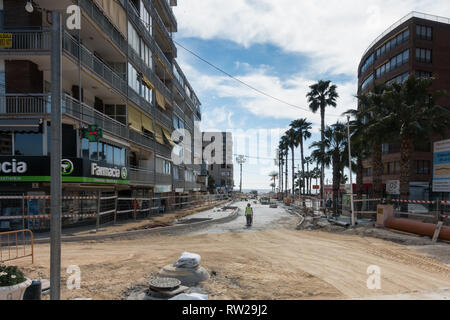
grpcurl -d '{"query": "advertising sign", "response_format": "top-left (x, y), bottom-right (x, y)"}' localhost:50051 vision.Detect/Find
top-left (0, 33), bottom-right (12, 48)
top-left (433, 139), bottom-right (450, 192)
top-left (0, 156), bottom-right (129, 185)
top-left (386, 180), bottom-right (400, 195)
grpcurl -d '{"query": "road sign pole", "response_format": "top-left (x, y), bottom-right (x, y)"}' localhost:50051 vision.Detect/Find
top-left (347, 116), bottom-right (355, 227)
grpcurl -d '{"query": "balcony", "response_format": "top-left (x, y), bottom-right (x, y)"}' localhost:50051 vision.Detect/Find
top-left (63, 32), bottom-right (128, 97)
top-left (0, 94), bottom-right (50, 114)
top-left (0, 30), bottom-right (51, 52)
top-left (156, 0), bottom-right (178, 32)
top-left (130, 167), bottom-right (155, 185)
top-left (127, 2), bottom-right (174, 79)
top-left (78, 0), bottom-right (128, 53)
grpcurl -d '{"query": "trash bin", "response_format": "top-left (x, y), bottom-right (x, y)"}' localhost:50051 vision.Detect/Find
top-left (23, 279), bottom-right (42, 300)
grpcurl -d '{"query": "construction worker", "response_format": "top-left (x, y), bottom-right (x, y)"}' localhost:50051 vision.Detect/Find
top-left (245, 203), bottom-right (254, 226)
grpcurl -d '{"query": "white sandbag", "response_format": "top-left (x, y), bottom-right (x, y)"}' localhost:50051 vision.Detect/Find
top-left (169, 293), bottom-right (208, 300)
top-left (173, 252), bottom-right (201, 268)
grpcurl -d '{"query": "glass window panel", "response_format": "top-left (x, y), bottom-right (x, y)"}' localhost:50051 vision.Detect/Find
top-left (99, 143), bottom-right (106, 162)
top-left (114, 147), bottom-right (121, 166)
top-left (0, 134), bottom-right (12, 155)
top-left (89, 141), bottom-right (98, 160)
top-left (14, 133), bottom-right (43, 156)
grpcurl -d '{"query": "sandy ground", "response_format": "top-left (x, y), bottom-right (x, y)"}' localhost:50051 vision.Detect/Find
top-left (11, 201), bottom-right (450, 300)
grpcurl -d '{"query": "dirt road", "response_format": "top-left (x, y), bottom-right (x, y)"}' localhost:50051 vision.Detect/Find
top-left (15, 202), bottom-right (450, 300)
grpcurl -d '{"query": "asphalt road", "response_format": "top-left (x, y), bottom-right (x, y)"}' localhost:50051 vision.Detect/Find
top-left (187, 200), bottom-right (298, 236)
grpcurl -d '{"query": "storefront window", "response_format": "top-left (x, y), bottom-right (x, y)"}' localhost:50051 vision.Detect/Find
top-left (0, 134), bottom-right (12, 155)
top-left (14, 133), bottom-right (43, 156)
top-left (89, 141), bottom-right (98, 160)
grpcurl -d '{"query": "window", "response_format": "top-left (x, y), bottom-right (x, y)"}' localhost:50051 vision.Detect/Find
top-left (416, 160), bottom-right (430, 175)
top-left (386, 72), bottom-right (409, 85)
top-left (141, 81), bottom-right (153, 104)
top-left (361, 53), bottom-right (374, 74)
top-left (173, 166), bottom-right (179, 180)
top-left (416, 25), bottom-right (432, 41)
top-left (376, 28), bottom-right (410, 58)
top-left (127, 22), bottom-right (140, 54)
top-left (14, 133), bottom-right (43, 156)
top-left (128, 63), bottom-right (140, 93)
top-left (416, 48), bottom-right (432, 63)
top-left (376, 49), bottom-right (409, 78)
top-left (0, 134), bottom-right (12, 155)
top-left (82, 139), bottom-right (126, 166)
top-left (361, 74), bottom-right (374, 90)
top-left (363, 167), bottom-right (373, 177)
top-left (140, 1), bottom-right (152, 36)
top-left (384, 162), bottom-right (400, 175)
top-left (416, 70), bottom-right (433, 78)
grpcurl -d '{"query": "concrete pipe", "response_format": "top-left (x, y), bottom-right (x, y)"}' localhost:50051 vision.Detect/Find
top-left (385, 218), bottom-right (450, 241)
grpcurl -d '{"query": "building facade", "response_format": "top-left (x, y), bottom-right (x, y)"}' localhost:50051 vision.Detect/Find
top-left (0, 0), bottom-right (204, 230)
top-left (357, 12), bottom-right (450, 199)
top-left (202, 132), bottom-right (234, 193)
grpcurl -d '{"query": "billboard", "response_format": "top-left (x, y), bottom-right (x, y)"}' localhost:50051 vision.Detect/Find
top-left (433, 139), bottom-right (450, 192)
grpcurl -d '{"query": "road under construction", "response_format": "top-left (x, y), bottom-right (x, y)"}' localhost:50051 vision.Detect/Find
top-left (10, 200), bottom-right (450, 300)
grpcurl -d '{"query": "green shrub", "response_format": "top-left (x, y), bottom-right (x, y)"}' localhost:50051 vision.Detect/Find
top-left (0, 264), bottom-right (26, 287)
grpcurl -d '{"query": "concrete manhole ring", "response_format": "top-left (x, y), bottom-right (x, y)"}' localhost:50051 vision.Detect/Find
top-left (149, 277), bottom-right (181, 291)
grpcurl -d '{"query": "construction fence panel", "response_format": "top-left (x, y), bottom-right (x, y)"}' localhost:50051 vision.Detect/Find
top-left (0, 229), bottom-right (34, 264)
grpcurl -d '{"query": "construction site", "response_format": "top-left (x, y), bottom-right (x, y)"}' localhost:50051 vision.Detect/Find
top-left (2, 196), bottom-right (450, 300)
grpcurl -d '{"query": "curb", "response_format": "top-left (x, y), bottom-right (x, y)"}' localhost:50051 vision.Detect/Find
top-left (34, 207), bottom-right (240, 244)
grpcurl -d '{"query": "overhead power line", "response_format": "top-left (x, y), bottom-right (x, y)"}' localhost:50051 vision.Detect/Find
top-left (173, 40), bottom-right (344, 119)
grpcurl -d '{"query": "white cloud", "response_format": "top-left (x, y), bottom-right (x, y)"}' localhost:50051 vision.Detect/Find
top-left (174, 1), bottom-right (450, 75)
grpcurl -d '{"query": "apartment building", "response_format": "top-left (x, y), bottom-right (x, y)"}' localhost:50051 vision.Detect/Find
top-left (0, 0), bottom-right (202, 227)
top-left (357, 12), bottom-right (450, 199)
top-left (202, 132), bottom-right (234, 193)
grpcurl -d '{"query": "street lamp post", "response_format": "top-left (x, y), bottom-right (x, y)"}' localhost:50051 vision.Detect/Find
top-left (236, 155), bottom-right (246, 194)
top-left (347, 116), bottom-right (356, 227)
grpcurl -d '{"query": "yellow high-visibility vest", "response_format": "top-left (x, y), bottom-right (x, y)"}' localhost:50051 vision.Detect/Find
top-left (245, 207), bottom-right (253, 215)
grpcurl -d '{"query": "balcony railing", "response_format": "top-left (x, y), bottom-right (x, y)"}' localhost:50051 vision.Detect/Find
top-left (63, 32), bottom-right (128, 96)
top-left (362, 11), bottom-right (450, 57)
top-left (130, 167), bottom-right (155, 185)
top-left (0, 94), bottom-right (50, 114)
top-left (0, 30), bottom-right (51, 51)
top-left (157, 0), bottom-right (178, 32)
top-left (78, 0), bottom-right (128, 53)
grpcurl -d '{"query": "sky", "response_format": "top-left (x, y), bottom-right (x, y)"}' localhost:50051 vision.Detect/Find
top-left (172, 1), bottom-right (450, 190)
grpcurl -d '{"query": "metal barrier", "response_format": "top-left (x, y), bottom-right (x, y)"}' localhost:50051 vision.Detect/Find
top-left (0, 229), bottom-right (34, 264)
top-left (0, 193), bottom-right (228, 232)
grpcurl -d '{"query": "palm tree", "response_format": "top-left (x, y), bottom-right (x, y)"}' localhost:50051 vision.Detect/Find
top-left (307, 80), bottom-right (339, 200)
top-left (304, 156), bottom-right (313, 194)
top-left (311, 123), bottom-right (348, 215)
top-left (285, 128), bottom-right (300, 197)
top-left (280, 135), bottom-right (290, 197)
top-left (381, 75), bottom-right (450, 200)
top-left (355, 83), bottom-right (392, 199)
top-left (290, 119), bottom-right (312, 195)
top-left (269, 171), bottom-right (278, 193)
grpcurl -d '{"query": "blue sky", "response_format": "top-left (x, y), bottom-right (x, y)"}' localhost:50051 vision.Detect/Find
top-left (172, 1), bottom-right (450, 190)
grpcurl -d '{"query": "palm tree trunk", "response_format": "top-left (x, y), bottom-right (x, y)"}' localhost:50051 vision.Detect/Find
top-left (300, 139), bottom-right (305, 195)
top-left (400, 135), bottom-right (411, 202)
top-left (372, 142), bottom-right (383, 199)
top-left (291, 145), bottom-right (295, 196)
top-left (285, 150), bottom-right (289, 197)
top-left (320, 106), bottom-right (326, 201)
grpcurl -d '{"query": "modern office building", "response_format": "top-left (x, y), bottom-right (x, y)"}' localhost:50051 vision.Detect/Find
top-left (202, 132), bottom-right (234, 193)
top-left (0, 0), bottom-right (203, 228)
top-left (357, 12), bottom-right (450, 199)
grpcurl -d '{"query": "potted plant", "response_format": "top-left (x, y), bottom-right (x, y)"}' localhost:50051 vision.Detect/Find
top-left (0, 264), bottom-right (32, 300)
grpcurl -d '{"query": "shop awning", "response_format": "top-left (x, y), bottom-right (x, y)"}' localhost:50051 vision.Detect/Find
top-left (155, 90), bottom-right (166, 110)
top-left (162, 128), bottom-right (175, 147)
top-left (142, 75), bottom-right (155, 90)
top-left (128, 106), bottom-right (142, 132)
top-left (155, 125), bottom-right (165, 145)
top-left (0, 119), bottom-right (42, 133)
top-left (142, 114), bottom-right (154, 134)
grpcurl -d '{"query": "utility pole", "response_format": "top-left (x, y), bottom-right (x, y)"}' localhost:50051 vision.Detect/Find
top-left (236, 155), bottom-right (246, 193)
top-left (347, 116), bottom-right (355, 227)
top-left (50, 10), bottom-right (62, 301)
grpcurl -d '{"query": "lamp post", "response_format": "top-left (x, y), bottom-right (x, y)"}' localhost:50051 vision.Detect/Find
top-left (236, 155), bottom-right (246, 194)
top-left (347, 116), bottom-right (355, 227)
